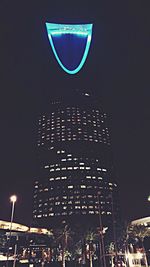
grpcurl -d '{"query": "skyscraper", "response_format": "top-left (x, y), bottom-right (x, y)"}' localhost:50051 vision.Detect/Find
top-left (32, 90), bottom-right (120, 235)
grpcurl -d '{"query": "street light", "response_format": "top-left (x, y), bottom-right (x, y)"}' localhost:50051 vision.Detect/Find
top-left (6, 195), bottom-right (17, 267)
top-left (147, 196), bottom-right (150, 202)
top-left (97, 191), bottom-right (107, 267)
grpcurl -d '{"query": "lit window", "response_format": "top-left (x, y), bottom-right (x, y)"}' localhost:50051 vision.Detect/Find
top-left (88, 195), bottom-right (93, 198)
top-left (49, 213), bottom-right (54, 216)
top-left (68, 167), bottom-right (73, 170)
top-left (82, 206), bottom-right (87, 209)
top-left (74, 167), bottom-right (79, 170)
top-left (86, 167), bottom-right (91, 170)
top-left (44, 165), bottom-right (49, 169)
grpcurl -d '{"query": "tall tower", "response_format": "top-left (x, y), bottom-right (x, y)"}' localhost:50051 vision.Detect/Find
top-left (32, 90), bottom-right (120, 235)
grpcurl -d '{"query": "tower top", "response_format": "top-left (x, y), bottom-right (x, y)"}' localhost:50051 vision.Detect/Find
top-left (45, 22), bottom-right (93, 74)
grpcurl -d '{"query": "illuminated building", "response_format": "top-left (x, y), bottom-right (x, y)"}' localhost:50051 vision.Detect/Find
top-left (0, 220), bottom-right (50, 235)
top-left (32, 90), bottom-right (120, 232)
top-left (45, 23), bottom-right (93, 74)
top-left (0, 219), bottom-right (52, 260)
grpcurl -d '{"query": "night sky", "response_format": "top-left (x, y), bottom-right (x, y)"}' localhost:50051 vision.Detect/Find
top-left (0, 1), bottom-right (150, 226)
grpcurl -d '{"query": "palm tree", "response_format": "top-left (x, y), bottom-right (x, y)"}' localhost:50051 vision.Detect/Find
top-left (54, 224), bottom-right (73, 267)
top-left (85, 229), bottom-right (98, 267)
top-left (127, 224), bottom-right (150, 267)
top-left (127, 224), bottom-right (150, 247)
top-left (73, 241), bottom-right (83, 264)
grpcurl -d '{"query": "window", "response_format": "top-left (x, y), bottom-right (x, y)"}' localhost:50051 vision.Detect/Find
top-left (49, 213), bottom-right (54, 216)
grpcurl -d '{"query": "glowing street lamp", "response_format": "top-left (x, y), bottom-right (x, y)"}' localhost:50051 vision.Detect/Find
top-left (148, 196), bottom-right (150, 202)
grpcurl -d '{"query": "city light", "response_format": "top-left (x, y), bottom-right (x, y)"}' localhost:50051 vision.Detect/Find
top-left (10, 195), bottom-right (17, 203)
top-left (45, 23), bottom-right (93, 74)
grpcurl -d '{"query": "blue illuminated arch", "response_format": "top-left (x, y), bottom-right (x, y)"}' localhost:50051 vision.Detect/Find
top-left (45, 23), bottom-right (93, 74)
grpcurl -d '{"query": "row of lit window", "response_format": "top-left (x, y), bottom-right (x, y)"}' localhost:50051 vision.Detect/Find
top-left (34, 203), bottom-right (110, 210)
top-left (33, 210), bottom-right (111, 218)
top-left (38, 130), bottom-right (109, 137)
top-left (38, 123), bottom-right (108, 132)
top-left (38, 135), bottom-right (110, 141)
top-left (44, 162), bottom-right (106, 170)
top-left (39, 109), bottom-right (105, 116)
top-left (36, 204), bottom-right (102, 209)
top-left (45, 176), bottom-right (103, 182)
top-left (39, 119), bottom-right (106, 128)
top-left (34, 194), bottom-right (99, 201)
top-left (49, 166), bottom-right (91, 172)
top-left (44, 165), bottom-right (107, 172)
top-left (39, 109), bottom-right (106, 120)
top-left (34, 180), bottom-right (115, 188)
top-left (34, 184), bottom-right (111, 193)
top-left (37, 140), bottom-right (110, 146)
top-left (39, 115), bottom-right (105, 122)
top-left (38, 138), bottom-right (109, 143)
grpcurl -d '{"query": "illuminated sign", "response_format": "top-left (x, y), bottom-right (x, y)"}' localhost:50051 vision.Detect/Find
top-left (45, 23), bottom-right (93, 74)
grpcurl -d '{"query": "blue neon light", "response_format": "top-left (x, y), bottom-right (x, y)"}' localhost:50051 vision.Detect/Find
top-left (45, 23), bottom-right (93, 74)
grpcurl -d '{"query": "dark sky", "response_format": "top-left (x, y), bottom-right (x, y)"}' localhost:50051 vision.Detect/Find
top-left (0, 1), bottom-right (150, 226)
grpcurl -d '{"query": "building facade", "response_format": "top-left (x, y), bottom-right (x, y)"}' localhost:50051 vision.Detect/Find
top-left (32, 90), bottom-right (120, 233)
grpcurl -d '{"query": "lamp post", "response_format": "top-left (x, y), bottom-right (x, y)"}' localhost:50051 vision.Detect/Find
top-left (110, 192), bottom-right (118, 267)
top-left (97, 192), bottom-right (106, 267)
top-left (6, 195), bottom-right (17, 267)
